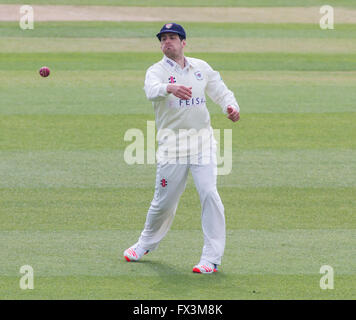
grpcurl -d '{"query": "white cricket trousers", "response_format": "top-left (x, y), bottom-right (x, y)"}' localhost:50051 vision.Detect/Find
top-left (138, 154), bottom-right (225, 265)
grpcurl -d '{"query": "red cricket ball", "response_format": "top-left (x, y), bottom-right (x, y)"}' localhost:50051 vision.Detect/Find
top-left (39, 66), bottom-right (50, 77)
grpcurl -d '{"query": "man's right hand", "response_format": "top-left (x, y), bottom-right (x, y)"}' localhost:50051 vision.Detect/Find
top-left (167, 84), bottom-right (192, 100)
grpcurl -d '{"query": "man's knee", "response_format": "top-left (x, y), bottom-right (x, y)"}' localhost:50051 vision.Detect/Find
top-left (200, 187), bottom-right (219, 201)
top-left (150, 197), bottom-right (177, 213)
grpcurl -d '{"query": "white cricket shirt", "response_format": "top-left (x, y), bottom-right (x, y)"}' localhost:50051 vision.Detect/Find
top-left (144, 55), bottom-right (240, 162)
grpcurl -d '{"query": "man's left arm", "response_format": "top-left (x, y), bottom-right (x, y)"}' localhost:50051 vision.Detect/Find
top-left (205, 63), bottom-right (240, 122)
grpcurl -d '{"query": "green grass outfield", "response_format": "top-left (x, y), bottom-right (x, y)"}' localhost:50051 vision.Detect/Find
top-left (0, 18), bottom-right (355, 299)
top-left (2, 22), bottom-right (356, 38)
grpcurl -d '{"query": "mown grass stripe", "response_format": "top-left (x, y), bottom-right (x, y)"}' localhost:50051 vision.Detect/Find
top-left (1, 22), bottom-right (356, 39)
top-left (1, 230), bottom-right (355, 276)
top-left (3, 37), bottom-right (356, 54)
top-left (1, 52), bottom-right (356, 71)
top-left (0, 149), bottom-right (355, 189)
top-left (1, 274), bottom-right (355, 299)
top-left (2, 70), bottom-right (356, 109)
top-left (1, 113), bottom-right (356, 150)
top-left (1, 187), bottom-right (355, 230)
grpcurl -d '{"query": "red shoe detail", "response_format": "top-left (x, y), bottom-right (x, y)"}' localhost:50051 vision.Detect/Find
top-left (124, 256), bottom-right (131, 262)
top-left (128, 248), bottom-right (137, 258)
top-left (202, 265), bottom-right (211, 272)
top-left (192, 265), bottom-right (218, 273)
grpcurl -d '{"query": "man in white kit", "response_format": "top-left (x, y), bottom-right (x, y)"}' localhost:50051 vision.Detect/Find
top-left (124, 23), bottom-right (240, 274)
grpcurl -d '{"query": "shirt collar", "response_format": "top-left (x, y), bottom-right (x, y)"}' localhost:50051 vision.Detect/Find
top-left (163, 55), bottom-right (194, 72)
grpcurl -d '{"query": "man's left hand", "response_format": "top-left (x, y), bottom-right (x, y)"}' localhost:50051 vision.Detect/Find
top-left (227, 106), bottom-right (240, 122)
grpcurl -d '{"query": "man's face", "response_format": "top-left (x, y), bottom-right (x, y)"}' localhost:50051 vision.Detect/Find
top-left (160, 33), bottom-right (186, 58)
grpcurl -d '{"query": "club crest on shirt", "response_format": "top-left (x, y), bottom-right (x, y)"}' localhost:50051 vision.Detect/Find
top-left (168, 76), bottom-right (176, 83)
top-left (194, 71), bottom-right (203, 80)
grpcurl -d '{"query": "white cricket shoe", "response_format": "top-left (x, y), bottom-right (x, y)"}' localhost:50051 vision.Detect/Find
top-left (124, 243), bottom-right (149, 262)
top-left (192, 261), bottom-right (218, 274)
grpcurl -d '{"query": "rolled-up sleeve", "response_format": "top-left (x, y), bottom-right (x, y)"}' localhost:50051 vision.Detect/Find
top-left (144, 66), bottom-right (169, 102)
top-left (204, 62), bottom-right (240, 114)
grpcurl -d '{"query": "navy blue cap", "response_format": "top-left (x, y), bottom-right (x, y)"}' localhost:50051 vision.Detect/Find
top-left (156, 23), bottom-right (186, 41)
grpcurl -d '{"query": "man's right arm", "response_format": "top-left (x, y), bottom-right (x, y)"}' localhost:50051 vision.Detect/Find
top-left (144, 66), bottom-right (192, 101)
top-left (144, 67), bottom-right (169, 101)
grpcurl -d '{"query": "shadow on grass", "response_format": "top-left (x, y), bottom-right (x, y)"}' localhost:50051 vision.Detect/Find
top-left (142, 260), bottom-right (229, 299)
